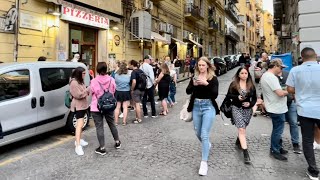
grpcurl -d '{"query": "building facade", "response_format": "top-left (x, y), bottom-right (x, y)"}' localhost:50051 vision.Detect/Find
top-left (223, 0), bottom-right (239, 55)
top-left (262, 11), bottom-right (277, 54)
top-left (274, 0), bottom-right (320, 61)
top-left (0, 0), bottom-right (233, 65)
top-left (237, 0), bottom-right (263, 56)
top-left (0, 0), bottom-right (122, 72)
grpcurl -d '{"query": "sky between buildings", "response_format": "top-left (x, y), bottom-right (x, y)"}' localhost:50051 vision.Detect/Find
top-left (263, 0), bottom-right (274, 15)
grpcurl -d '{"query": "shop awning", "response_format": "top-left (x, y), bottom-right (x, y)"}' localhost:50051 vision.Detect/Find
top-left (189, 39), bottom-right (203, 48)
top-left (172, 37), bottom-right (187, 45)
top-left (151, 32), bottom-right (169, 43)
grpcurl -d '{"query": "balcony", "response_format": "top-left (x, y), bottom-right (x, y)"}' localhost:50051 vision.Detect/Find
top-left (150, 0), bottom-right (165, 2)
top-left (256, 28), bottom-right (260, 33)
top-left (184, 3), bottom-right (203, 21)
top-left (225, 28), bottom-right (240, 42)
top-left (208, 20), bottom-right (219, 32)
top-left (256, 15), bottom-right (260, 21)
top-left (224, 3), bottom-right (240, 23)
top-left (261, 36), bottom-right (266, 41)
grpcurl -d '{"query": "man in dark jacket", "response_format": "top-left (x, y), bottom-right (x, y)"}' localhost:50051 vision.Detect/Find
top-left (239, 53), bottom-right (246, 67)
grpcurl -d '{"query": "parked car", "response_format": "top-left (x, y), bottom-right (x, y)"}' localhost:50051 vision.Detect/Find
top-left (0, 62), bottom-right (91, 147)
top-left (210, 57), bottom-right (227, 76)
top-left (229, 55), bottom-right (238, 68)
top-left (222, 55), bottom-right (233, 70)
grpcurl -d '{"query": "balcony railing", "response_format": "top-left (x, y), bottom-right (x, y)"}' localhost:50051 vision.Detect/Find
top-left (225, 28), bottom-right (240, 42)
top-left (184, 3), bottom-right (203, 21)
top-left (208, 20), bottom-right (219, 32)
top-left (224, 3), bottom-right (240, 23)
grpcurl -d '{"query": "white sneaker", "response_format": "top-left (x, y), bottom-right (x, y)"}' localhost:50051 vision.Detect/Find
top-left (119, 113), bottom-right (124, 118)
top-left (155, 101), bottom-right (159, 105)
top-left (198, 161), bottom-right (208, 176)
top-left (75, 139), bottom-right (88, 147)
top-left (313, 142), bottom-right (320, 150)
top-left (75, 145), bottom-right (84, 156)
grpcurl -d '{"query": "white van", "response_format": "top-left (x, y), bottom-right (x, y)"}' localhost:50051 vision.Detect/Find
top-left (0, 62), bottom-right (91, 147)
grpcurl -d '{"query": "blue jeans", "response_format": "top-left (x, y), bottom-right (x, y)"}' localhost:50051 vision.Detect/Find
top-left (269, 113), bottom-right (286, 154)
top-left (167, 82), bottom-right (176, 104)
top-left (192, 99), bottom-right (216, 161)
top-left (285, 102), bottom-right (299, 144)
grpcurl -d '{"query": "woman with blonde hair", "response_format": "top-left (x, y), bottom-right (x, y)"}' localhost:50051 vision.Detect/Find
top-left (154, 63), bottom-right (171, 116)
top-left (114, 62), bottom-right (131, 126)
top-left (186, 57), bottom-right (219, 176)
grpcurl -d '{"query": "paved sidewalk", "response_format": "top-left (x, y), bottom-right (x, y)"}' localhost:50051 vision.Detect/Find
top-left (0, 68), bottom-right (319, 180)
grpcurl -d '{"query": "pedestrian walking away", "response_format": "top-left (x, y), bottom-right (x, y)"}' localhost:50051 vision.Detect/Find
top-left (114, 62), bottom-right (131, 126)
top-left (141, 55), bottom-right (157, 118)
top-left (154, 63), bottom-right (171, 116)
top-left (69, 67), bottom-right (90, 156)
top-left (129, 60), bottom-right (145, 123)
top-left (226, 67), bottom-right (257, 164)
top-left (173, 56), bottom-right (182, 79)
top-left (90, 62), bottom-right (121, 156)
top-left (260, 59), bottom-right (289, 161)
top-left (186, 56), bottom-right (219, 176)
top-left (286, 47), bottom-right (320, 180)
top-left (183, 55), bottom-right (191, 78)
top-left (167, 64), bottom-right (177, 107)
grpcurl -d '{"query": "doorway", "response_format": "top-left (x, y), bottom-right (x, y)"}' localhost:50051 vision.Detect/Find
top-left (69, 24), bottom-right (98, 72)
top-left (169, 42), bottom-right (177, 62)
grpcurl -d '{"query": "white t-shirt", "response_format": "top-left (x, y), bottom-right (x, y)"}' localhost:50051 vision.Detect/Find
top-left (140, 63), bottom-right (155, 88)
top-left (260, 71), bottom-right (288, 114)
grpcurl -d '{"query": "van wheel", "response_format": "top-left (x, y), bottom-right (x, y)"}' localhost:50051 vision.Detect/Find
top-left (66, 111), bottom-right (88, 133)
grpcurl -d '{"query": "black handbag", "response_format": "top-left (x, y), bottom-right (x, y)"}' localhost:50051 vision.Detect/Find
top-left (220, 96), bottom-right (232, 119)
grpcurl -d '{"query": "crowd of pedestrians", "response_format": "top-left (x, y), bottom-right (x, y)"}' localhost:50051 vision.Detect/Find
top-left (68, 55), bottom-right (180, 156)
top-left (68, 49), bottom-right (320, 179)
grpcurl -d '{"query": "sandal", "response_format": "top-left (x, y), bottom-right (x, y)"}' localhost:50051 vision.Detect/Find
top-left (159, 112), bottom-right (167, 116)
top-left (137, 119), bottom-right (142, 123)
top-left (122, 122), bottom-right (127, 126)
top-left (133, 119), bottom-right (139, 124)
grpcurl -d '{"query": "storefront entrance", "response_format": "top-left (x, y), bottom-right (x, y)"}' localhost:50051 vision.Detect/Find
top-left (69, 24), bottom-right (97, 72)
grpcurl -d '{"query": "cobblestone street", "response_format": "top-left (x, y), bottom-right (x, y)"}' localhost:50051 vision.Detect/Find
top-left (0, 68), bottom-right (319, 180)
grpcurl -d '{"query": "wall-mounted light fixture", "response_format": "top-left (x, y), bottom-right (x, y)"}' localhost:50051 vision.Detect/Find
top-left (47, 5), bottom-right (60, 16)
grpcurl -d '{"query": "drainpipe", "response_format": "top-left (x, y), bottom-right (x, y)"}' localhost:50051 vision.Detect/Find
top-left (14, 0), bottom-right (20, 62)
top-left (181, 0), bottom-right (184, 58)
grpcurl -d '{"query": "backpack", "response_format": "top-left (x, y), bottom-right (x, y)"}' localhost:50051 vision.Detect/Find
top-left (64, 90), bottom-right (72, 108)
top-left (220, 96), bottom-right (232, 119)
top-left (97, 81), bottom-right (117, 113)
top-left (136, 69), bottom-right (148, 90)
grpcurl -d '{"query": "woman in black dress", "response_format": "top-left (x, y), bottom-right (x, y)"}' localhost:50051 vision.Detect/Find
top-left (226, 67), bottom-right (257, 164)
top-left (154, 63), bottom-right (171, 116)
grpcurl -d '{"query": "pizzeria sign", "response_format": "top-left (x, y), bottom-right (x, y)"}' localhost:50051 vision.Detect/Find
top-left (61, 4), bottom-right (109, 29)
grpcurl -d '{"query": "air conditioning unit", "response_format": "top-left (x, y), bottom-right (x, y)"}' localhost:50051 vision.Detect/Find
top-left (159, 22), bottom-right (167, 32)
top-left (163, 33), bottom-right (172, 44)
top-left (144, 0), bottom-right (153, 10)
top-left (130, 11), bottom-right (152, 40)
top-left (166, 23), bottom-right (173, 34)
top-left (183, 30), bottom-right (190, 40)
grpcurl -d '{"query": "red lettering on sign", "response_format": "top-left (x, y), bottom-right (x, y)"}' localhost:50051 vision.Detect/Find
top-left (89, 14), bottom-right (94, 21)
top-left (83, 12), bottom-right (88, 20)
top-left (104, 18), bottom-right (109, 25)
top-left (70, 8), bottom-right (74, 16)
top-left (95, 15), bottom-right (100, 23)
top-left (63, 7), bottom-right (70, 14)
top-left (76, 10), bottom-right (82, 18)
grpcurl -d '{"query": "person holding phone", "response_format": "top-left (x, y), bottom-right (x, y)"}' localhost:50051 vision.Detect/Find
top-left (186, 57), bottom-right (219, 176)
top-left (226, 67), bottom-right (257, 164)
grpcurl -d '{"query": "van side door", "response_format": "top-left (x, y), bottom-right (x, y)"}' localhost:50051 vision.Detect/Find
top-left (0, 66), bottom-right (38, 145)
top-left (35, 67), bottom-right (73, 132)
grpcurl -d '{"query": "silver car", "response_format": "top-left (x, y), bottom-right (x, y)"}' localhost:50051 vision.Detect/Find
top-left (0, 62), bottom-right (91, 147)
